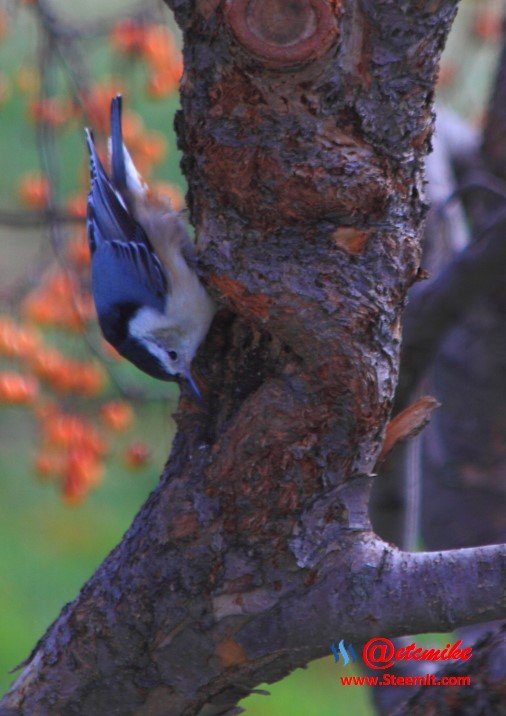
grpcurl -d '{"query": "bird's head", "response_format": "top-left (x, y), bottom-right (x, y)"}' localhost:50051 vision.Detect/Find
top-left (98, 303), bottom-right (203, 399)
top-left (126, 307), bottom-right (203, 398)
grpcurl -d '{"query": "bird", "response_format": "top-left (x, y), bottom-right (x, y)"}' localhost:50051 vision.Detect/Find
top-left (84, 95), bottom-right (215, 399)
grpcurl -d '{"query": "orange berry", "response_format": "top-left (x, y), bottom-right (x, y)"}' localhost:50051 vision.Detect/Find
top-left (110, 19), bottom-right (145, 55)
top-left (46, 270), bottom-right (78, 299)
top-left (0, 10), bottom-right (9, 41)
top-left (0, 316), bottom-right (17, 351)
top-left (43, 413), bottom-right (81, 447)
top-left (437, 62), bottom-right (457, 90)
top-left (0, 317), bottom-right (40, 359)
top-left (29, 347), bottom-right (104, 396)
top-left (40, 411), bottom-right (108, 459)
top-left (101, 400), bottom-right (134, 432)
top-left (18, 171), bottom-right (50, 209)
top-left (81, 83), bottom-right (123, 133)
top-left (66, 448), bottom-right (104, 489)
top-left (61, 471), bottom-right (90, 506)
top-left (0, 71), bottom-right (10, 106)
top-left (14, 326), bottom-right (40, 357)
top-left (473, 11), bottom-right (502, 42)
top-left (146, 71), bottom-right (179, 99)
top-left (28, 98), bottom-right (71, 128)
top-left (15, 66), bottom-right (39, 94)
top-left (29, 346), bottom-right (65, 379)
top-left (34, 451), bottom-right (65, 479)
top-left (124, 442), bottom-right (150, 469)
top-left (169, 55), bottom-right (183, 84)
top-left (66, 193), bottom-right (87, 218)
top-left (0, 372), bottom-right (39, 405)
top-left (121, 110), bottom-right (144, 143)
top-left (101, 339), bottom-right (123, 362)
top-left (73, 293), bottom-right (94, 321)
top-left (153, 182), bottom-right (185, 211)
top-left (75, 364), bottom-right (105, 397)
top-left (82, 431), bottom-right (109, 457)
top-left (137, 130), bottom-right (167, 163)
top-left (22, 293), bottom-right (54, 325)
top-left (33, 400), bottom-right (58, 421)
top-left (49, 364), bottom-right (77, 393)
top-left (141, 25), bottom-right (178, 71)
top-left (22, 270), bottom-right (93, 333)
top-left (57, 307), bottom-right (87, 334)
top-left (60, 303), bottom-right (90, 333)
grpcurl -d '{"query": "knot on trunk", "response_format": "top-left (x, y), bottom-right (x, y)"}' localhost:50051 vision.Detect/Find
top-left (224, 0), bottom-right (340, 68)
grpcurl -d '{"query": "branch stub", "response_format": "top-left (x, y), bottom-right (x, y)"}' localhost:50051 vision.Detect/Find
top-left (224, 0), bottom-right (339, 68)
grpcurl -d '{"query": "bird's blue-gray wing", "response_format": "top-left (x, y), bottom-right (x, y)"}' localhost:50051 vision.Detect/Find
top-left (110, 95), bottom-right (128, 194)
top-left (85, 128), bottom-right (168, 312)
top-left (85, 128), bottom-right (135, 248)
top-left (91, 239), bottom-right (167, 317)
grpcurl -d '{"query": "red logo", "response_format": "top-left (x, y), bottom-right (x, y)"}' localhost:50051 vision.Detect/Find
top-left (362, 638), bottom-right (472, 670)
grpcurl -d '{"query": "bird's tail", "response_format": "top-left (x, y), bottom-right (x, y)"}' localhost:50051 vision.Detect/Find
top-left (84, 127), bottom-right (102, 182)
top-left (110, 95), bottom-right (127, 192)
top-left (109, 95), bottom-right (146, 200)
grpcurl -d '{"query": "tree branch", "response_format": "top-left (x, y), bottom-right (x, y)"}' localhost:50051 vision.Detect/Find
top-left (0, 209), bottom-right (84, 228)
top-left (399, 213), bottom-right (506, 398)
top-left (2, 523), bottom-right (504, 715)
top-left (29, 0), bottom-right (161, 41)
top-left (400, 19), bottom-right (506, 398)
top-left (424, 106), bottom-right (476, 267)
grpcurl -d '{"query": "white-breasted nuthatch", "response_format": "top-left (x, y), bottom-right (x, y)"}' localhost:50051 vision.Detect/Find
top-left (85, 95), bottom-right (215, 398)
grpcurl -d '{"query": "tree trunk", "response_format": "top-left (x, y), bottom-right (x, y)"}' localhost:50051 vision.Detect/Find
top-left (2, 2), bottom-right (505, 714)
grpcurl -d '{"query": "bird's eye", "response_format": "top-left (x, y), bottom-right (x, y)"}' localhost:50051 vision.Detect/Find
top-left (168, 350), bottom-right (178, 361)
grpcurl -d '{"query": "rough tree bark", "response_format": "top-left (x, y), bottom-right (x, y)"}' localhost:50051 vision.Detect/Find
top-left (1, 2), bottom-right (505, 715)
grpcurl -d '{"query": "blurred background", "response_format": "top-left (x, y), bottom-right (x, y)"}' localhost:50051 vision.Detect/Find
top-left (0, 0), bottom-right (503, 713)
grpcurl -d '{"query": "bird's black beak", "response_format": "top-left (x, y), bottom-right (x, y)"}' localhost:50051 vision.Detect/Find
top-left (185, 370), bottom-right (202, 401)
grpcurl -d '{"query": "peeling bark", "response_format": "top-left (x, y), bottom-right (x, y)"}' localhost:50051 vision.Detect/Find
top-left (376, 396), bottom-right (439, 466)
top-left (2, 2), bottom-right (505, 715)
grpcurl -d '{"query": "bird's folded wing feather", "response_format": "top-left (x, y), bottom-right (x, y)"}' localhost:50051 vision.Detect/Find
top-left (85, 129), bottom-right (169, 309)
top-left (85, 128), bottom-right (135, 246)
top-left (91, 240), bottom-right (167, 315)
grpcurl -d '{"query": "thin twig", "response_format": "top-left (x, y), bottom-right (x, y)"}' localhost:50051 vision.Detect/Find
top-left (401, 206), bottom-right (506, 397)
top-left (0, 209), bottom-right (84, 228)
